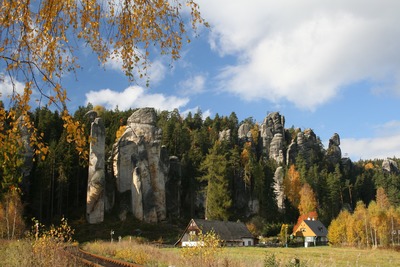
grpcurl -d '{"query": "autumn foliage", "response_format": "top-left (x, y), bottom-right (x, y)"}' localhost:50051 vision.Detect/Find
top-left (0, 0), bottom-right (207, 192)
top-left (284, 165), bottom-right (301, 208)
top-left (328, 187), bottom-right (400, 248)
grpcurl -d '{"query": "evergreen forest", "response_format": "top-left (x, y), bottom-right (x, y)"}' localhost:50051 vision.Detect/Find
top-left (1, 104), bottom-right (400, 240)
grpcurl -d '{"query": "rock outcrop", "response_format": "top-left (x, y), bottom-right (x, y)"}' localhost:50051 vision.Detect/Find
top-left (87, 117), bottom-right (106, 224)
top-left (382, 158), bottom-right (399, 174)
top-left (238, 123), bottom-right (252, 143)
top-left (326, 133), bottom-right (342, 165)
top-left (269, 133), bottom-right (284, 164)
top-left (219, 129), bottom-right (231, 142)
top-left (286, 128), bottom-right (321, 166)
top-left (260, 112), bottom-right (285, 159)
top-left (273, 166), bottom-right (285, 211)
top-left (113, 108), bottom-right (169, 223)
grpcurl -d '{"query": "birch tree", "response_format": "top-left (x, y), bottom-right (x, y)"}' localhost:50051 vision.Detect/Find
top-left (0, 0), bottom-right (206, 191)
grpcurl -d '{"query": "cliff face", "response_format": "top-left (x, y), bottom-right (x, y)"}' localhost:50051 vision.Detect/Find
top-left (261, 112), bottom-right (285, 161)
top-left (87, 117), bottom-right (106, 224)
top-left (235, 112), bottom-right (345, 215)
top-left (108, 110), bottom-right (351, 221)
top-left (112, 108), bottom-right (169, 223)
top-left (382, 158), bottom-right (399, 174)
top-left (326, 133), bottom-right (342, 165)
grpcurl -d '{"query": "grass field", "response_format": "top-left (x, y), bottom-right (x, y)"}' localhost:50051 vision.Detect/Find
top-left (205, 246), bottom-right (400, 267)
top-left (83, 240), bottom-right (400, 267)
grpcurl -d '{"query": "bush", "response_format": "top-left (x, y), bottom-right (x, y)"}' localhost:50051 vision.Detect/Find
top-left (0, 217), bottom-right (77, 267)
top-left (180, 230), bottom-right (222, 267)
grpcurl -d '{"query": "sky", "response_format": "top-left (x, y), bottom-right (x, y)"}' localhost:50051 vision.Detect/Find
top-left (2, 0), bottom-right (400, 161)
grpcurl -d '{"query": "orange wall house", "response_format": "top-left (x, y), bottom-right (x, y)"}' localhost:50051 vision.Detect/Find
top-left (293, 219), bottom-right (328, 247)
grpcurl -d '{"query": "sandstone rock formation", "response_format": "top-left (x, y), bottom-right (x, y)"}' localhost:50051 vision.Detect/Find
top-left (219, 129), bottom-right (231, 142)
top-left (326, 133), bottom-right (342, 165)
top-left (87, 117), bottom-right (106, 224)
top-left (382, 158), bottom-right (399, 174)
top-left (286, 128), bottom-right (321, 166)
top-left (113, 108), bottom-right (169, 223)
top-left (269, 133), bottom-right (284, 164)
top-left (238, 123), bottom-right (251, 143)
top-left (260, 112), bottom-right (285, 159)
top-left (273, 166), bottom-right (285, 211)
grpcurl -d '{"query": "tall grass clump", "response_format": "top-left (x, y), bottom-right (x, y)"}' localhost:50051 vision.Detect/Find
top-left (83, 237), bottom-right (179, 266)
top-left (29, 217), bottom-right (76, 266)
top-left (0, 217), bottom-right (78, 267)
top-left (180, 230), bottom-right (223, 267)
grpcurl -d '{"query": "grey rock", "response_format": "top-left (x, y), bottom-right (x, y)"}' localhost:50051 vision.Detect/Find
top-left (113, 108), bottom-right (169, 223)
top-left (238, 123), bottom-right (251, 141)
top-left (261, 112), bottom-right (285, 159)
top-left (273, 167), bottom-right (285, 212)
top-left (326, 133), bottom-right (341, 165)
top-left (286, 128), bottom-right (321, 166)
top-left (87, 117), bottom-right (106, 224)
top-left (219, 129), bottom-right (231, 142)
top-left (127, 107), bottom-right (157, 125)
top-left (286, 140), bottom-right (298, 166)
top-left (382, 158), bottom-right (399, 174)
top-left (270, 133), bottom-right (284, 164)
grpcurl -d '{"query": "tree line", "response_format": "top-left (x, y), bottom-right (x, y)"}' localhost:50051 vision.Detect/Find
top-left (1, 104), bottom-right (400, 241)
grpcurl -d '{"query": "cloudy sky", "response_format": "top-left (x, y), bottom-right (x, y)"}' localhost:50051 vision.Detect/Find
top-left (2, 0), bottom-right (400, 161)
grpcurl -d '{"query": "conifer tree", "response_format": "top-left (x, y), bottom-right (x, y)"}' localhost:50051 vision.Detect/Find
top-left (200, 142), bottom-right (232, 220)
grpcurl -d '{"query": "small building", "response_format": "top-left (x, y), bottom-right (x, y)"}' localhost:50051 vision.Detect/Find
top-left (293, 219), bottom-right (328, 247)
top-left (175, 218), bottom-right (255, 247)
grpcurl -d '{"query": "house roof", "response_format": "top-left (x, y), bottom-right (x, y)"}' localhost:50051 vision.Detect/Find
top-left (175, 218), bottom-right (254, 245)
top-left (192, 219), bottom-right (254, 241)
top-left (301, 219), bottom-right (328, 237)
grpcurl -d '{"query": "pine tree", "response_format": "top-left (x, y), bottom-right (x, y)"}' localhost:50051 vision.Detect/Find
top-left (200, 142), bottom-right (232, 220)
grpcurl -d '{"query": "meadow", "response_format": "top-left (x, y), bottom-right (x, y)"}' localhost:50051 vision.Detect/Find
top-left (82, 240), bottom-right (400, 267)
top-left (1, 237), bottom-right (399, 267)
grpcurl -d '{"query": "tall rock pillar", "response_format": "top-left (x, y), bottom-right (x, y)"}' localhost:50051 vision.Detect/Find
top-left (87, 117), bottom-right (106, 224)
top-left (113, 108), bottom-right (170, 223)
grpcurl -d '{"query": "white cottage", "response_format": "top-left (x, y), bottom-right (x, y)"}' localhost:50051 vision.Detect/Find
top-left (175, 219), bottom-right (255, 247)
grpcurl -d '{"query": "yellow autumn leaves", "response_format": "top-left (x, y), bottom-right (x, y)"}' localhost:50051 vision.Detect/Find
top-left (0, 0), bottom-right (206, 192)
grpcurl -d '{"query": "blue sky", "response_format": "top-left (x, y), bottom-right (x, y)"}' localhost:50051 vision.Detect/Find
top-left (2, 0), bottom-right (400, 161)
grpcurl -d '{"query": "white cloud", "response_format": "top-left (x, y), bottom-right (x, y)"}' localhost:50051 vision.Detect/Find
top-left (85, 85), bottom-right (189, 111)
top-left (0, 74), bottom-right (25, 102)
top-left (179, 74), bottom-right (206, 95)
top-left (340, 119), bottom-right (400, 160)
top-left (201, 0), bottom-right (400, 109)
top-left (341, 135), bottom-right (400, 161)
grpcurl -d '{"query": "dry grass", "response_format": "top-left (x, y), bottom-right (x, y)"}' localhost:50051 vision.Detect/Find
top-left (0, 239), bottom-right (81, 267)
top-left (82, 239), bottom-right (181, 266)
top-left (83, 241), bottom-right (400, 267)
top-left (2, 237), bottom-right (399, 267)
top-left (211, 246), bottom-right (400, 267)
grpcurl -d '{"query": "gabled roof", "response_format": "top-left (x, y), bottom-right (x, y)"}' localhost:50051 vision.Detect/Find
top-left (302, 219), bottom-right (328, 237)
top-left (192, 219), bottom-right (254, 241)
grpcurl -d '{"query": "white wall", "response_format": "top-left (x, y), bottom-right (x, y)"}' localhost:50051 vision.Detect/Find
top-left (242, 238), bottom-right (254, 246)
